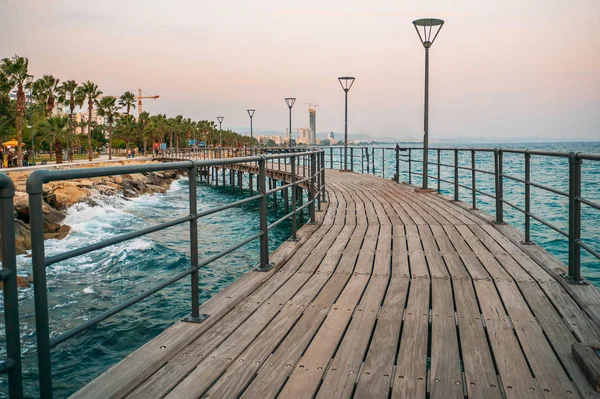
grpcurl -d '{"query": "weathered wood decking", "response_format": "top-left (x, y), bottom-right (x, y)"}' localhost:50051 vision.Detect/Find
top-left (74, 169), bottom-right (600, 398)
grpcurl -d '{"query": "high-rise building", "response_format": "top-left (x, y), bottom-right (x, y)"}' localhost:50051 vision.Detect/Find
top-left (309, 107), bottom-right (316, 145)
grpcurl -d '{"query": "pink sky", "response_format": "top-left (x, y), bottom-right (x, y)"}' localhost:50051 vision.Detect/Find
top-left (2, 0), bottom-right (599, 140)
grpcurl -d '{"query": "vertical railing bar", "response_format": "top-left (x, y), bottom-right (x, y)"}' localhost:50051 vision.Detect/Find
top-left (454, 149), bottom-right (459, 201)
top-left (568, 152), bottom-right (582, 283)
top-left (395, 144), bottom-right (400, 183)
top-left (495, 148), bottom-right (504, 223)
top-left (408, 148), bottom-right (412, 185)
top-left (1, 176), bottom-right (24, 399)
top-left (471, 150), bottom-right (476, 209)
top-left (437, 149), bottom-right (441, 193)
top-left (310, 153), bottom-right (316, 223)
top-left (257, 156), bottom-right (271, 270)
top-left (291, 156), bottom-right (297, 240)
top-left (524, 151), bottom-right (532, 244)
top-left (27, 174), bottom-right (54, 398)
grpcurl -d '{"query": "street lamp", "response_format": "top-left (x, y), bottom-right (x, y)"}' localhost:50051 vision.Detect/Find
top-left (413, 18), bottom-right (444, 189)
top-left (284, 98), bottom-right (296, 148)
top-left (338, 77), bottom-right (355, 171)
top-left (247, 109), bottom-right (255, 142)
top-left (217, 116), bottom-right (224, 147)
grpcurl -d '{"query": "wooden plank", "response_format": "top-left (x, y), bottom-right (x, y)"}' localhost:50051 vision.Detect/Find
top-left (572, 343), bottom-right (600, 393)
top-left (314, 200), bottom-right (390, 398)
top-left (430, 277), bottom-right (463, 399)
top-left (452, 278), bottom-right (503, 399)
top-left (392, 277), bottom-right (430, 399)
top-left (474, 279), bottom-right (541, 399)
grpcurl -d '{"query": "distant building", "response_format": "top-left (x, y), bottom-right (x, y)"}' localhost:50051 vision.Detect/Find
top-left (327, 132), bottom-right (339, 145)
top-left (309, 107), bottom-right (316, 145)
top-left (296, 128), bottom-right (313, 145)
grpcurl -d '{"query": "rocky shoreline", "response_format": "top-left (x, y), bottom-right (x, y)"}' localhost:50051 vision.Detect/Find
top-left (0, 160), bottom-right (185, 288)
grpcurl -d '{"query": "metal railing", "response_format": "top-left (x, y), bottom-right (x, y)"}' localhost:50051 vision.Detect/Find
top-left (0, 149), bottom-right (324, 398)
top-left (317, 145), bottom-right (599, 285)
top-left (1, 174), bottom-right (23, 399)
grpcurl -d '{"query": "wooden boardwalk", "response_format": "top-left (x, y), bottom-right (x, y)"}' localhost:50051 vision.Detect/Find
top-left (74, 169), bottom-right (600, 399)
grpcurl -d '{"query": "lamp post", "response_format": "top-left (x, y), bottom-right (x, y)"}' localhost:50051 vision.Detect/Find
top-left (247, 109), bottom-right (255, 142)
top-left (284, 98), bottom-right (296, 148)
top-left (413, 18), bottom-right (444, 189)
top-left (338, 77), bottom-right (355, 171)
top-left (217, 116), bottom-right (224, 147)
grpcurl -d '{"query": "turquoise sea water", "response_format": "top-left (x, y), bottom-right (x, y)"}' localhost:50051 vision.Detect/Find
top-left (328, 142), bottom-right (600, 286)
top-left (1, 173), bottom-right (308, 398)
top-left (0, 142), bottom-right (599, 398)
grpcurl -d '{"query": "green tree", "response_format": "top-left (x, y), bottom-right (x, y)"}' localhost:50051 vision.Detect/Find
top-left (57, 80), bottom-right (84, 159)
top-left (115, 114), bottom-right (138, 152)
top-left (1, 55), bottom-right (32, 166)
top-left (80, 81), bottom-right (102, 161)
top-left (95, 96), bottom-right (120, 160)
top-left (37, 116), bottom-right (77, 163)
top-left (119, 91), bottom-right (136, 115)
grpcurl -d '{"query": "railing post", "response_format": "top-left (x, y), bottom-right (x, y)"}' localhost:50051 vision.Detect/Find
top-left (291, 156), bottom-right (298, 240)
top-left (382, 148), bottom-right (385, 178)
top-left (27, 172), bottom-right (53, 398)
top-left (257, 156), bottom-right (272, 271)
top-left (350, 147), bottom-right (354, 172)
top-left (494, 148), bottom-right (504, 224)
top-left (330, 147), bottom-right (333, 169)
top-left (471, 150), bottom-right (476, 209)
top-left (183, 163), bottom-right (207, 322)
top-left (321, 151), bottom-right (326, 203)
top-left (395, 145), bottom-right (400, 183)
top-left (366, 147), bottom-right (370, 174)
top-left (567, 152), bottom-right (582, 283)
top-left (524, 152), bottom-right (532, 244)
top-left (454, 149), bottom-right (459, 201)
top-left (408, 148), bottom-right (412, 185)
top-left (316, 152), bottom-right (321, 212)
top-left (310, 153), bottom-right (316, 223)
top-left (1, 175), bottom-right (24, 399)
top-left (437, 149), bottom-right (441, 193)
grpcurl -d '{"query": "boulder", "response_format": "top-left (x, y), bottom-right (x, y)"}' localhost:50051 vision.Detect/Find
top-left (14, 220), bottom-right (31, 254)
top-left (0, 275), bottom-right (32, 290)
top-left (53, 186), bottom-right (91, 209)
top-left (96, 184), bottom-right (119, 196)
top-left (44, 224), bottom-right (71, 240)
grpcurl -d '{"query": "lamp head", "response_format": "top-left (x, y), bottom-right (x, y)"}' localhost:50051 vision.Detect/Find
top-left (247, 109), bottom-right (255, 117)
top-left (413, 18), bottom-right (445, 48)
top-left (284, 98), bottom-right (296, 108)
top-left (217, 116), bottom-right (224, 123)
top-left (338, 77), bottom-right (355, 92)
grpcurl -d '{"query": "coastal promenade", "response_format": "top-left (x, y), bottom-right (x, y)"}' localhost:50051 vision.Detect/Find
top-left (74, 168), bottom-right (600, 399)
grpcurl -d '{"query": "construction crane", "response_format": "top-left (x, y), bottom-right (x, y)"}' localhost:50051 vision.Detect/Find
top-left (137, 89), bottom-right (159, 117)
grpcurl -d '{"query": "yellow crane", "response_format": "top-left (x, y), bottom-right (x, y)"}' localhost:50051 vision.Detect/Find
top-left (137, 89), bottom-right (159, 117)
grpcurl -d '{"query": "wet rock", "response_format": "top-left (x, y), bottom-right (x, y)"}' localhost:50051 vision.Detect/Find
top-left (44, 224), bottom-right (71, 240)
top-left (53, 186), bottom-right (91, 209)
top-left (14, 220), bottom-right (31, 255)
top-left (96, 184), bottom-right (119, 196)
top-left (0, 275), bottom-right (32, 290)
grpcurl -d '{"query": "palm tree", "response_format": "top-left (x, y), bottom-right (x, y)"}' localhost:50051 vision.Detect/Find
top-left (96, 96), bottom-right (120, 160)
top-left (37, 75), bottom-right (60, 117)
top-left (119, 91), bottom-right (136, 115)
top-left (80, 81), bottom-right (102, 161)
top-left (57, 80), bottom-right (83, 161)
top-left (1, 55), bottom-right (31, 166)
top-left (137, 111), bottom-right (151, 153)
top-left (38, 116), bottom-right (70, 163)
top-left (115, 114), bottom-right (138, 153)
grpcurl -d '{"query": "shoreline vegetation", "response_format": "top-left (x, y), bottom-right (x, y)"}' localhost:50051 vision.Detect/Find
top-left (0, 159), bottom-right (185, 288)
top-left (1, 54), bottom-right (258, 169)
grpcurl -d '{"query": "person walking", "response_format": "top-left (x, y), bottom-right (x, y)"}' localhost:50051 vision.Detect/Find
top-left (7, 151), bottom-right (14, 168)
top-left (23, 150), bottom-right (29, 167)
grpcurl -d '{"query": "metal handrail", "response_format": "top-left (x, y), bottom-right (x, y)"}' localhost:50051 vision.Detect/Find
top-left (14, 149), bottom-right (324, 398)
top-left (0, 173), bottom-right (24, 399)
top-left (317, 145), bottom-right (599, 285)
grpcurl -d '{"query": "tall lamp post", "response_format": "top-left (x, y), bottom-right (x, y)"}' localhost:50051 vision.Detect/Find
top-left (247, 109), bottom-right (255, 142)
top-left (338, 77), bottom-right (355, 171)
top-left (217, 116), bottom-right (224, 147)
top-left (413, 18), bottom-right (444, 189)
top-left (284, 98), bottom-right (296, 148)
